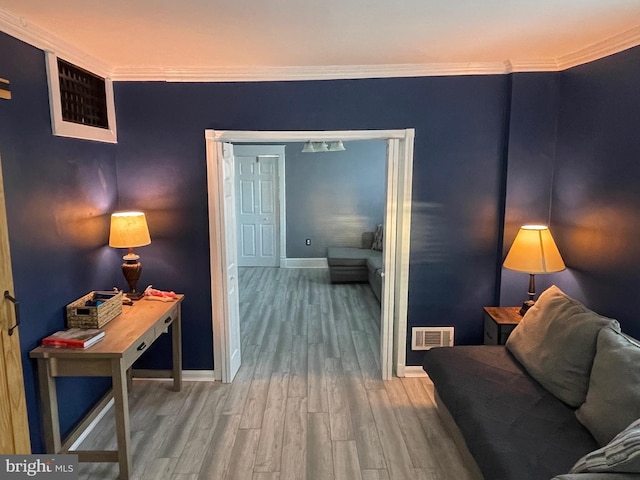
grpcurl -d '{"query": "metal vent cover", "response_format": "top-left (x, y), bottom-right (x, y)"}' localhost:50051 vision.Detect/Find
top-left (411, 327), bottom-right (454, 350)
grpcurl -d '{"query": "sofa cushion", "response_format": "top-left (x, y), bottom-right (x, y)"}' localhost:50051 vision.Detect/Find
top-left (576, 327), bottom-right (640, 446)
top-left (423, 346), bottom-right (598, 480)
top-left (327, 247), bottom-right (379, 266)
top-left (570, 418), bottom-right (640, 474)
top-left (506, 285), bottom-right (619, 407)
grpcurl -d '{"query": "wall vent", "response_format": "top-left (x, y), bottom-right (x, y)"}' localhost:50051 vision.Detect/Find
top-left (45, 52), bottom-right (117, 143)
top-left (411, 327), bottom-right (454, 350)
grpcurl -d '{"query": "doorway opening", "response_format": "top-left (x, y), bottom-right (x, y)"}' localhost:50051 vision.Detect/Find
top-left (206, 129), bottom-right (415, 382)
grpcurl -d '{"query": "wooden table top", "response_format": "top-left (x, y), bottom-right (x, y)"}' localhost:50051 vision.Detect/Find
top-left (30, 295), bottom-right (183, 359)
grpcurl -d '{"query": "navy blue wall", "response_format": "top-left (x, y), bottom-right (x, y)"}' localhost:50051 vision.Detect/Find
top-left (550, 46), bottom-right (640, 339)
top-left (11, 29), bottom-right (640, 454)
top-left (284, 140), bottom-right (386, 258)
top-left (114, 76), bottom-right (510, 367)
top-left (0, 32), bottom-right (120, 452)
top-left (500, 72), bottom-right (562, 305)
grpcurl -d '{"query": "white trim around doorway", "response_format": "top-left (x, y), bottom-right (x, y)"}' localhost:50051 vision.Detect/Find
top-left (205, 129), bottom-right (414, 381)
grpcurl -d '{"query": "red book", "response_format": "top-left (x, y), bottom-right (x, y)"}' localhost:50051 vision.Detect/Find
top-left (42, 328), bottom-right (105, 349)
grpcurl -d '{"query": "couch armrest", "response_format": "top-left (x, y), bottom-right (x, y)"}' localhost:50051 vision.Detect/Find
top-left (552, 474), bottom-right (640, 479)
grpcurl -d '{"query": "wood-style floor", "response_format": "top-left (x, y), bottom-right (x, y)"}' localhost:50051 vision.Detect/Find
top-left (77, 267), bottom-right (474, 480)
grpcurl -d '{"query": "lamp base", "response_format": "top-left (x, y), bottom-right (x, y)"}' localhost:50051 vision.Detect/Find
top-left (519, 299), bottom-right (535, 316)
top-left (121, 258), bottom-right (143, 301)
top-left (126, 291), bottom-right (144, 301)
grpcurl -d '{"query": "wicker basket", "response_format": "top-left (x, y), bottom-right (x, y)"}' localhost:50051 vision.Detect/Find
top-left (66, 291), bottom-right (123, 328)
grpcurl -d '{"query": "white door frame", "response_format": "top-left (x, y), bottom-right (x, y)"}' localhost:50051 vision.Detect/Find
top-left (233, 145), bottom-right (286, 267)
top-left (205, 129), bottom-right (414, 381)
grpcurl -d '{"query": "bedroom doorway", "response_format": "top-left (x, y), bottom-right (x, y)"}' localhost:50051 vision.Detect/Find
top-left (206, 129), bottom-right (415, 382)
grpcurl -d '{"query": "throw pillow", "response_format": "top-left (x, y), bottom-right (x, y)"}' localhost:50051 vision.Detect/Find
top-left (371, 224), bottom-right (383, 251)
top-left (570, 417), bottom-right (640, 473)
top-left (506, 285), bottom-right (619, 407)
top-left (576, 327), bottom-right (640, 446)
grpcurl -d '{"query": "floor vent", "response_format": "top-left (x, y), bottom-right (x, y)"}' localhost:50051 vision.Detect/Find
top-left (411, 327), bottom-right (454, 350)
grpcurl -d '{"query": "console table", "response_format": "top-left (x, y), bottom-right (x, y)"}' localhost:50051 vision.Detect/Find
top-left (30, 295), bottom-right (183, 480)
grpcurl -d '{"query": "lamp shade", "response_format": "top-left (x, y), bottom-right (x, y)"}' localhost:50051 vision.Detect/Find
top-left (503, 225), bottom-right (565, 274)
top-left (109, 212), bottom-right (151, 248)
top-left (302, 141), bottom-right (315, 153)
top-left (328, 140), bottom-right (345, 151)
top-left (313, 141), bottom-right (329, 152)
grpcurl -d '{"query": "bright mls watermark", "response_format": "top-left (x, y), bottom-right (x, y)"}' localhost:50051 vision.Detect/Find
top-left (0, 455), bottom-right (77, 479)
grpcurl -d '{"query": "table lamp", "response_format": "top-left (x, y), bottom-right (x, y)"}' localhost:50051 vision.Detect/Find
top-left (503, 225), bottom-right (565, 315)
top-left (109, 211), bottom-right (151, 300)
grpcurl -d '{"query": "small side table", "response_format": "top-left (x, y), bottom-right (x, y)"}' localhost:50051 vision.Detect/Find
top-left (483, 306), bottom-right (522, 345)
top-left (30, 296), bottom-right (183, 480)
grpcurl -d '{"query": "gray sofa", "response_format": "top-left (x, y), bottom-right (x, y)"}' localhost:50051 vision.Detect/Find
top-left (422, 286), bottom-right (640, 480)
top-left (327, 230), bottom-right (382, 301)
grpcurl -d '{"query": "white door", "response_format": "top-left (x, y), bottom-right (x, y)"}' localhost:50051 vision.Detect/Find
top-left (206, 140), bottom-right (242, 382)
top-left (235, 150), bottom-right (279, 267)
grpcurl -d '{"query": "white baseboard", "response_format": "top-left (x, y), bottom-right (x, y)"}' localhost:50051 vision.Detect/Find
top-left (69, 370), bottom-right (217, 449)
top-left (69, 398), bottom-right (114, 451)
top-left (402, 365), bottom-right (428, 378)
top-left (183, 370), bottom-right (217, 382)
top-left (283, 258), bottom-right (328, 268)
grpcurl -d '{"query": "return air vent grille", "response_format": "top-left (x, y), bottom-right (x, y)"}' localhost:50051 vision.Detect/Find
top-left (57, 58), bottom-right (108, 129)
top-left (411, 327), bottom-right (454, 350)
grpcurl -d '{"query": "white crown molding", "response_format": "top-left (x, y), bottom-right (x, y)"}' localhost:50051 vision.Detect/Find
top-left (0, 7), bottom-right (111, 77)
top-left (110, 62), bottom-right (513, 82)
top-left (506, 59), bottom-right (561, 73)
top-left (557, 25), bottom-right (640, 70)
top-left (2, 6), bottom-right (640, 82)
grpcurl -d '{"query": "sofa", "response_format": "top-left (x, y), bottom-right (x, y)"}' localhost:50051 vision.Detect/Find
top-left (327, 226), bottom-right (383, 301)
top-left (422, 286), bottom-right (640, 480)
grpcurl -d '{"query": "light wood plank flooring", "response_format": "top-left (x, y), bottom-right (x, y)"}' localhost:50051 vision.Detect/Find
top-left (76, 267), bottom-right (474, 480)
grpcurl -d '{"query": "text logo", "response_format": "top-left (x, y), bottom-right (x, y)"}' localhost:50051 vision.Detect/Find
top-left (0, 455), bottom-right (77, 479)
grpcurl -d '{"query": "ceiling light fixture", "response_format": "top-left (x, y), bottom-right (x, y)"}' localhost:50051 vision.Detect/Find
top-left (301, 140), bottom-right (346, 153)
top-left (328, 140), bottom-right (345, 151)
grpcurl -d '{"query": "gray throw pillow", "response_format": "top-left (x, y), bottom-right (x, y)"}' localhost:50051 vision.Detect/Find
top-left (506, 285), bottom-right (619, 407)
top-left (576, 327), bottom-right (640, 446)
top-left (570, 417), bottom-right (640, 473)
top-left (371, 224), bottom-right (383, 251)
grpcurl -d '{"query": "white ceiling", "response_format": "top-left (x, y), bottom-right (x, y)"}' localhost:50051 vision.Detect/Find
top-left (1, 0), bottom-right (640, 79)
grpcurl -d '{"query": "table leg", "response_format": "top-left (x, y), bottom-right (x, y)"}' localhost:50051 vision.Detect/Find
top-left (172, 309), bottom-right (182, 392)
top-left (111, 359), bottom-right (132, 480)
top-left (36, 359), bottom-right (61, 453)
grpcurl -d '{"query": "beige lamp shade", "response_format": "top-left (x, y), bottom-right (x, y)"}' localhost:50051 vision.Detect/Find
top-left (109, 212), bottom-right (151, 248)
top-left (503, 225), bottom-right (565, 274)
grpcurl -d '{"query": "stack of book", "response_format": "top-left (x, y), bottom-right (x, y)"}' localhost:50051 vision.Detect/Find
top-left (42, 328), bottom-right (105, 349)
